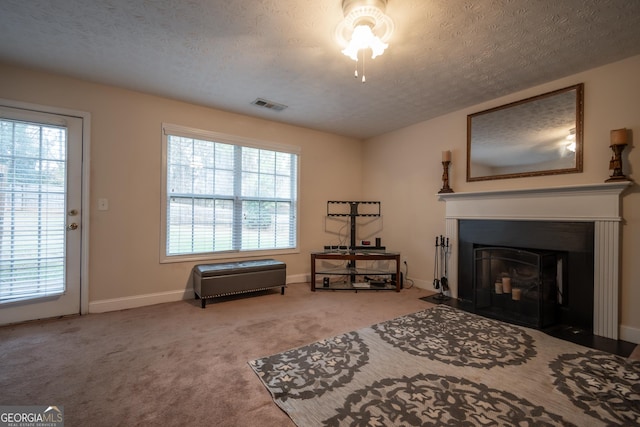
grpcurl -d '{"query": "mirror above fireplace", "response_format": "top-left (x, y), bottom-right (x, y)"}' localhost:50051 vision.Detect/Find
top-left (467, 84), bottom-right (584, 181)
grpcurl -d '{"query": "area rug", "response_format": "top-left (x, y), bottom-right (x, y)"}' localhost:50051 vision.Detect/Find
top-left (249, 305), bottom-right (640, 426)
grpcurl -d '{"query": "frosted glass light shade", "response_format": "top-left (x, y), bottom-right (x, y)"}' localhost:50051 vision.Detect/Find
top-left (341, 25), bottom-right (389, 60)
top-left (335, 0), bottom-right (394, 62)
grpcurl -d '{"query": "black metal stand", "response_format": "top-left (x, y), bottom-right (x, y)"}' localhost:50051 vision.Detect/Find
top-left (432, 235), bottom-right (450, 301)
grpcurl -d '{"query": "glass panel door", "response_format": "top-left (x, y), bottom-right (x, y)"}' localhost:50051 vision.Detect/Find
top-left (0, 106), bottom-right (82, 324)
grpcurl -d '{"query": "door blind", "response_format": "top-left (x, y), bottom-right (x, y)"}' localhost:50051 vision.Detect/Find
top-left (0, 118), bottom-right (67, 304)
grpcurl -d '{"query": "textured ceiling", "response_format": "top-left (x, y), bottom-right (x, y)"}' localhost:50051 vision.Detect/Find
top-left (1, 0), bottom-right (640, 139)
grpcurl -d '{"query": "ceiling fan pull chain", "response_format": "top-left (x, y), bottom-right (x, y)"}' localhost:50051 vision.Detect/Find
top-left (362, 50), bottom-right (366, 83)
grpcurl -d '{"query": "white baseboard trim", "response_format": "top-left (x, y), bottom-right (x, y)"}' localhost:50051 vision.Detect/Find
top-left (286, 273), bottom-right (308, 284)
top-left (89, 274), bottom-right (304, 314)
top-left (407, 277), bottom-right (431, 290)
top-left (89, 289), bottom-right (195, 313)
top-left (620, 324), bottom-right (640, 344)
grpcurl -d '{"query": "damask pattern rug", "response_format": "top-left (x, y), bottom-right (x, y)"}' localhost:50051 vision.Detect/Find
top-left (249, 305), bottom-right (640, 426)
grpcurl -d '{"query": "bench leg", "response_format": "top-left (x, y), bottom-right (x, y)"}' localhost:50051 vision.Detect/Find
top-left (201, 298), bottom-right (207, 309)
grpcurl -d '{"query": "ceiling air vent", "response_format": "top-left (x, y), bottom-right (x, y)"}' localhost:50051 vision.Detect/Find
top-left (251, 98), bottom-right (288, 112)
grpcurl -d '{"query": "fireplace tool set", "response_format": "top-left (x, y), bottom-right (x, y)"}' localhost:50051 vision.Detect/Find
top-left (432, 235), bottom-right (450, 301)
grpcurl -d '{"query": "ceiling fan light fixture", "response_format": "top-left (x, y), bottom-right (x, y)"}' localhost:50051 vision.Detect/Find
top-left (335, 0), bottom-right (394, 82)
top-left (565, 127), bottom-right (577, 152)
top-left (341, 24), bottom-right (389, 60)
top-left (565, 128), bottom-right (577, 152)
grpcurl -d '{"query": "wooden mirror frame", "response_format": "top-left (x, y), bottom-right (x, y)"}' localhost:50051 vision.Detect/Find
top-left (467, 84), bottom-right (584, 182)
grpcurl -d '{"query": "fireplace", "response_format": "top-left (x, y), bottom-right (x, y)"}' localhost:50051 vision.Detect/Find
top-left (460, 220), bottom-right (593, 331)
top-left (473, 246), bottom-right (565, 329)
top-left (439, 182), bottom-right (630, 339)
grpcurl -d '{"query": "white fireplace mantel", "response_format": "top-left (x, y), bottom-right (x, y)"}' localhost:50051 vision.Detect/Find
top-left (438, 182), bottom-right (632, 339)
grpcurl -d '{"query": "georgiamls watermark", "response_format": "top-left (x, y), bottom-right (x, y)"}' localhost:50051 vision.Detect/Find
top-left (0, 406), bottom-right (63, 427)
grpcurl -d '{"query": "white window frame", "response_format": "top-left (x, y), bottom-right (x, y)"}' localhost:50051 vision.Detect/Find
top-left (160, 123), bottom-right (300, 263)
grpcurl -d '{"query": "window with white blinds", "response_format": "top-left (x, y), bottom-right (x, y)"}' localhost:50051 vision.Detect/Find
top-left (0, 118), bottom-right (67, 303)
top-left (161, 124), bottom-right (299, 261)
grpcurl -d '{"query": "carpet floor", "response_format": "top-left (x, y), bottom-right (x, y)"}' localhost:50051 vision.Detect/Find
top-left (0, 283), bottom-right (434, 426)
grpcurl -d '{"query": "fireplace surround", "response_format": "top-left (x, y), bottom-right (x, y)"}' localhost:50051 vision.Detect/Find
top-left (439, 182), bottom-right (630, 339)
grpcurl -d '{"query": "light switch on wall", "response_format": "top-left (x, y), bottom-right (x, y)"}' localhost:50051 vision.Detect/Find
top-left (97, 198), bottom-right (109, 211)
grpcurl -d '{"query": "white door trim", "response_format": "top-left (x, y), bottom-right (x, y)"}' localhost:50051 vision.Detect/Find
top-left (0, 98), bottom-right (91, 316)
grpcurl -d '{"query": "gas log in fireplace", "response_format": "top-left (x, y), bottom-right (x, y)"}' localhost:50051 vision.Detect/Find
top-left (459, 220), bottom-right (594, 332)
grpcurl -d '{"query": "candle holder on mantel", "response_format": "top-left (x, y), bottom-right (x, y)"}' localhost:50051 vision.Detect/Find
top-left (439, 161), bottom-right (454, 193)
top-left (606, 128), bottom-right (631, 182)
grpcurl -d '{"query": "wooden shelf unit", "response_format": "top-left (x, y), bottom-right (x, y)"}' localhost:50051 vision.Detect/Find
top-left (311, 251), bottom-right (401, 292)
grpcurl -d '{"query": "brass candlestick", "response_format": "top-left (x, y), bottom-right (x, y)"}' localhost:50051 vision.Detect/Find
top-left (605, 143), bottom-right (629, 182)
top-left (438, 161), bottom-right (454, 193)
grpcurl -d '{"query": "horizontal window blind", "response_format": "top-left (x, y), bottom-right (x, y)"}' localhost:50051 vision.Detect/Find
top-left (163, 126), bottom-right (298, 258)
top-left (0, 118), bottom-right (67, 304)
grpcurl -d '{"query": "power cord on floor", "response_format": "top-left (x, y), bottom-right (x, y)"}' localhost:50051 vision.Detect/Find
top-left (403, 261), bottom-right (414, 289)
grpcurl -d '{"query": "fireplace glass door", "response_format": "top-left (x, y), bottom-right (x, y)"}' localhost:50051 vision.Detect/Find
top-left (473, 246), bottom-right (564, 329)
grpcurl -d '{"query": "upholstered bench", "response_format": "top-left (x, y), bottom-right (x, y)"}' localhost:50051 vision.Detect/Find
top-left (193, 259), bottom-right (286, 308)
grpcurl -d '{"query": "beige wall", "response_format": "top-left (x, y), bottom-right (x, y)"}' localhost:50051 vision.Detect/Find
top-left (363, 55), bottom-right (640, 343)
top-left (1, 55), bottom-right (638, 342)
top-left (0, 62), bottom-right (363, 304)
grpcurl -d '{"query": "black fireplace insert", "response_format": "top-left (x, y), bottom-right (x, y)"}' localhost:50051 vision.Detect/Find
top-left (458, 220), bottom-right (594, 332)
top-left (473, 246), bottom-right (567, 329)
